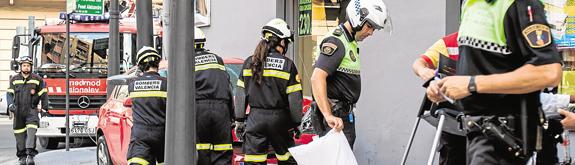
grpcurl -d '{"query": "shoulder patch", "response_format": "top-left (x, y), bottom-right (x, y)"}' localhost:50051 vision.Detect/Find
top-left (522, 24), bottom-right (551, 48)
top-left (333, 29), bottom-right (343, 36)
top-left (321, 43), bottom-right (338, 56)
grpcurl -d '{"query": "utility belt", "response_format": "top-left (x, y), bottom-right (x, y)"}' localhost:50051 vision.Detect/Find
top-left (462, 113), bottom-right (544, 159)
top-left (329, 99), bottom-right (356, 123)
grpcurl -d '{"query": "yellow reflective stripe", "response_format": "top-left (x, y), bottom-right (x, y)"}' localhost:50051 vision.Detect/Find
top-left (129, 91), bottom-right (167, 98)
top-left (275, 152), bottom-right (292, 161)
top-left (286, 84), bottom-right (302, 94)
top-left (157, 163), bottom-right (164, 165)
top-left (237, 80), bottom-right (245, 88)
top-left (128, 157), bottom-right (150, 165)
top-left (12, 80), bottom-right (24, 85)
top-left (263, 70), bottom-right (290, 80)
top-left (212, 144), bottom-right (233, 151)
top-left (195, 64), bottom-right (226, 71)
top-left (243, 69), bottom-right (253, 76)
top-left (27, 80), bottom-right (40, 85)
top-left (7, 89), bottom-right (14, 93)
top-left (14, 127), bottom-right (27, 134)
top-left (244, 154), bottom-right (267, 162)
top-left (26, 124), bottom-right (38, 129)
top-left (196, 143), bottom-right (212, 150)
top-left (37, 88), bottom-right (47, 96)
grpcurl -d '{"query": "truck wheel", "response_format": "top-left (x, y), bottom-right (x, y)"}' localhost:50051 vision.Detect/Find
top-left (97, 136), bottom-right (113, 165)
top-left (39, 137), bottom-right (59, 149)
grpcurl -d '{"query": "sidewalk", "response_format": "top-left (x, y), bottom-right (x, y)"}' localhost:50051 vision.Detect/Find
top-left (2, 147), bottom-right (96, 165)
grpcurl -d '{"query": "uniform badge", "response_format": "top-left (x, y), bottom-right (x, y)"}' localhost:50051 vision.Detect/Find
top-left (333, 29), bottom-right (343, 36)
top-left (321, 43), bottom-right (338, 56)
top-left (522, 24), bottom-right (551, 48)
top-left (349, 51), bottom-right (357, 62)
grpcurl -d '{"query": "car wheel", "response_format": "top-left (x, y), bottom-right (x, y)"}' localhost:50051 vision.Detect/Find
top-left (39, 137), bottom-right (59, 149)
top-left (97, 136), bottom-right (113, 165)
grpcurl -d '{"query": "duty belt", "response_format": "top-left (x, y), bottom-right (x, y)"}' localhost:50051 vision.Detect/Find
top-left (329, 99), bottom-right (356, 123)
top-left (462, 115), bottom-right (527, 158)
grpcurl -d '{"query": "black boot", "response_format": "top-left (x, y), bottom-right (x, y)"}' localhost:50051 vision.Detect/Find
top-left (26, 155), bottom-right (34, 165)
top-left (18, 157), bottom-right (26, 165)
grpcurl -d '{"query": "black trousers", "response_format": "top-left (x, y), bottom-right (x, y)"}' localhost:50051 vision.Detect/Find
top-left (536, 118), bottom-right (563, 165)
top-left (438, 132), bottom-right (466, 165)
top-left (243, 108), bottom-right (296, 165)
top-left (313, 102), bottom-right (356, 148)
top-left (127, 125), bottom-right (165, 165)
top-left (196, 100), bottom-right (233, 165)
top-left (13, 108), bottom-right (39, 158)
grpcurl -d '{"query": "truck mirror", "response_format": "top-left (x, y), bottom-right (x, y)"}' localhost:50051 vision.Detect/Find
top-left (12, 36), bottom-right (20, 59)
top-left (10, 60), bottom-right (18, 71)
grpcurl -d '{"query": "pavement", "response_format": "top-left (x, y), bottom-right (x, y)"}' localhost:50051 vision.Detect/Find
top-left (2, 147), bottom-right (96, 165)
top-left (0, 115), bottom-right (97, 165)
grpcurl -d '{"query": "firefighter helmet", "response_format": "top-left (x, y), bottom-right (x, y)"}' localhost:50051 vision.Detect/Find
top-left (195, 27), bottom-right (206, 44)
top-left (136, 46), bottom-right (161, 65)
top-left (262, 18), bottom-right (294, 42)
top-left (17, 56), bottom-right (33, 65)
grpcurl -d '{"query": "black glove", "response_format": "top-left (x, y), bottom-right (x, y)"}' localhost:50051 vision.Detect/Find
top-left (289, 127), bottom-right (301, 139)
top-left (234, 121), bottom-right (246, 142)
top-left (8, 104), bottom-right (16, 113)
top-left (40, 109), bottom-right (49, 117)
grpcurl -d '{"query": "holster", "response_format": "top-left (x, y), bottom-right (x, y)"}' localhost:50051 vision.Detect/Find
top-left (462, 115), bottom-right (527, 158)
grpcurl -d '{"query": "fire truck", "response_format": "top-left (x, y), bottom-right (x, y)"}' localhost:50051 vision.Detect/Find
top-left (11, 12), bottom-right (161, 149)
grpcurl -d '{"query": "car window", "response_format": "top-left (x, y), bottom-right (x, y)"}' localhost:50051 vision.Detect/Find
top-left (225, 64), bottom-right (242, 94)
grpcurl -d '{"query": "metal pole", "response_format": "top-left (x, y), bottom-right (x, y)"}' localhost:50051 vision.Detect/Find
top-left (427, 114), bottom-right (446, 165)
top-left (400, 118), bottom-right (421, 165)
top-left (165, 0), bottom-right (195, 164)
top-left (28, 16), bottom-right (35, 66)
top-left (64, 13), bottom-right (71, 151)
top-left (136, 0), bottom-right (154, 50)
top-left (108, 0), bottom-right (121, 97)
top-left (162, 0), bottom-right (170, 59)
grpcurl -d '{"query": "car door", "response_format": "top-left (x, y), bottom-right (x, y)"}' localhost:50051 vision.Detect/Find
top-left (116, 85), bottom-right (133, 164)
top-left (104, 86), bottom-right (126, 164)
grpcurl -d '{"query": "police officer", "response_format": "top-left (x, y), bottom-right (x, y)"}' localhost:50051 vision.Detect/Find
top-left (310, 0), bottom-right (392, 148)
top-left (7, 56), bottom-right (48, 165)
top-left (234, 18), bottom-right (302, 165)
top-left (194, 27), bottom-right (234, 165)
top-left (126, 47), bottom-right (167, 165)
top-left (411, 32), bottom-right (466, 165)
top-left (426, 0), bottom-right (562, 164)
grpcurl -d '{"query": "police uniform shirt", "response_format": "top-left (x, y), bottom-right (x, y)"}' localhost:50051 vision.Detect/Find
top-left (128, 72), bottom-right (168, 126)
top-left (314, 25), bottom-right (361, 104)
top-left (238, 51), bottom-right (302, 109)
top-left (457, 0), bottom-right (561, 115)
top-left (195, 50), bottom-right (232, 101)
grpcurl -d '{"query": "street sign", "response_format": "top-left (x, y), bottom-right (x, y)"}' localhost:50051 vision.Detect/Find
top-left (299, 0), bottom-right (312, 36)
top-left (72, 0), bottom-right (105, 15)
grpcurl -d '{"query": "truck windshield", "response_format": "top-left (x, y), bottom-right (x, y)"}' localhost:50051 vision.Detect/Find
top-left (39, 32), bottom-right (109, 74)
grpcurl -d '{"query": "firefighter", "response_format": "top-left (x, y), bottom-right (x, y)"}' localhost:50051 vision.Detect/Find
top-left (7, 56), bottom-right (48, 165)
top-left (426, 0), bottom-right (562, 164)
top-left (126, 47), bottom-right (167, 165)
top-left (234, 18), bottom-right (302, 165)
top-left (411, 32), bottom-right (466, 165)
top-left (310, 0), bottom-right (392, 148)
top-left (194, 27), bottom-right (234, 165)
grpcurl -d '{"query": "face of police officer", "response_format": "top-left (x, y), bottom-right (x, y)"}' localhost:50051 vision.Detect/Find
top-left (21, 63), bottom-right (31, 75)
top-left (355, 23), bottom-right (375, 41)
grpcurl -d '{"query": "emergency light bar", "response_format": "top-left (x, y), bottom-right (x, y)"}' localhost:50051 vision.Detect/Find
top-left (59, 13), bottom-right (110, 22)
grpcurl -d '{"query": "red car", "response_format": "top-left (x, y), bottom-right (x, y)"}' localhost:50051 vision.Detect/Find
top-left (96, 57), bottom-right (314, 165)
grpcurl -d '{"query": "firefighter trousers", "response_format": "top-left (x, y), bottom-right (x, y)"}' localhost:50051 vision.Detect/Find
top-left (243, 108), bottom-right (296, 165)
top-left (13, 108), bottom-right (39, 158)
top-left (196, 100), bottom-right (233, 165)
top-left (127, 125), bottom-right (165, 165)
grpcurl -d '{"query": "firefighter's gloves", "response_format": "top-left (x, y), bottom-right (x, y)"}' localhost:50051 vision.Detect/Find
top-left (8, 104), bottom-right (16, 113)
top-left (234, 121), bottom-right (246, 141)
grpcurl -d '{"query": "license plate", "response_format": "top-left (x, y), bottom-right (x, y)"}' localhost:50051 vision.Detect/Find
top-left (70, 126), bottom-right (96, 135)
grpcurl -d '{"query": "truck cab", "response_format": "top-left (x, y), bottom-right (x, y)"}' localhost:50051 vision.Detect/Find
top-left (11, 13), bottom-right (161, 149)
